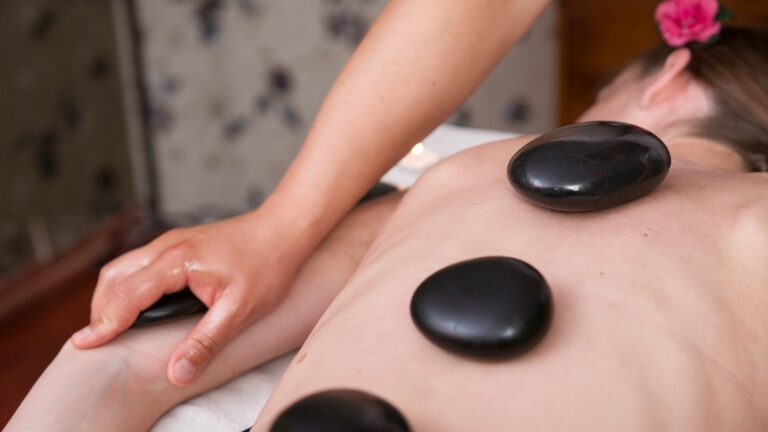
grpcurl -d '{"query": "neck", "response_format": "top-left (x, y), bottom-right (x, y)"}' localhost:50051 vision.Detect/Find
top-left (656, 129), bottom-right (747, 172)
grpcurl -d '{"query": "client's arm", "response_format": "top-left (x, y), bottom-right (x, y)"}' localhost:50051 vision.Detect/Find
top-left (6, 193), bottom-right (402, 432)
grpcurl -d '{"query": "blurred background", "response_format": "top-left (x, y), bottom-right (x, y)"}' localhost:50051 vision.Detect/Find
top-left (1, 0), bottom-right (766, 425)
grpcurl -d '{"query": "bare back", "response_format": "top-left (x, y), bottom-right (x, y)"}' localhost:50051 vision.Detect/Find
top-left (253, 137), bottom-right (768, 431)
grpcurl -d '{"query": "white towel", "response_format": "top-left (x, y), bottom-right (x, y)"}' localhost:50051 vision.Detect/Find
top-left (151, 352), bottom-right (294, 431)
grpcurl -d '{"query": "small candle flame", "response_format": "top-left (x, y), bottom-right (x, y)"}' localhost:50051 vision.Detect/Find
top-left (411, 143), bottom-right (425, 156)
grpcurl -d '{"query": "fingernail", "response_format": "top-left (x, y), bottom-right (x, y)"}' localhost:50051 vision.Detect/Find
top-left (72, 326), bottom-right (93, 343)
top-left (173, 358), bottom-right (198, 383)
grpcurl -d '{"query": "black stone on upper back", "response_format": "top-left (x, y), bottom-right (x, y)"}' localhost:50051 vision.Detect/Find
top-left (507, 121), bottom-right (671, 212)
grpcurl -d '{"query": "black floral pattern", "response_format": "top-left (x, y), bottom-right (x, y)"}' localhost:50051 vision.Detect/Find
top-left (137, 0), bottom-right (556, 225)
top-left (1, 1), bottom-right (134, 275)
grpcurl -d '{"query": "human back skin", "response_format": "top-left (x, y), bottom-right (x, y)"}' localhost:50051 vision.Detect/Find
top-left (251, 136), bottom-right (768, 431)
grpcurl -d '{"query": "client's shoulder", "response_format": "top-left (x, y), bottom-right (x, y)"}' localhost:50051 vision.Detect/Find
top-left (682, 168), bottom-right (768, 220)
top-left (723, 172), bottom-right (768, 279)
top-left (695, 167), bottom-right (768, 204)
top-left (732, 171), bottom-right (768, 222)
top-left (416, 135), bottom-right (536, 187)
top-left (442, 134), bottom-right (536, 166)
top-left (692, 169), bottom-right (768, 251)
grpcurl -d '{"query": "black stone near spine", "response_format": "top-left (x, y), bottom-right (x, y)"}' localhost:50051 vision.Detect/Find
top-left (132, 288), bottom-right (207, 328)
top-left (507, 121), bottom-right (671, 212)
top-left (411, 257), bottom-right (553, 360)
top-left (271, 389), bottom-right (410, 432)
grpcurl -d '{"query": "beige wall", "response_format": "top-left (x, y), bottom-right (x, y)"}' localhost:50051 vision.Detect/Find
top-left (0, 1), bottom-right (135, 274)
top-left (0, 0), bottom-right (558, 273)
top-left (137, 0), bottom-right (558, 223)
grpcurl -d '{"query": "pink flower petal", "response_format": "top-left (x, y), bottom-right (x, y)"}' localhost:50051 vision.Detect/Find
top-left (655, 0), bottom-right (722, 46)
top-left (695, 21), bottom-right (722, 42)
top-left (655, 1), bottom-right (679, 22)
top-left (699, 0), bottom-right (720, 19)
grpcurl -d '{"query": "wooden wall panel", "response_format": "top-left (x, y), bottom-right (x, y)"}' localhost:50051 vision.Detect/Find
top-left (558, 0), bottom-right (768, 125)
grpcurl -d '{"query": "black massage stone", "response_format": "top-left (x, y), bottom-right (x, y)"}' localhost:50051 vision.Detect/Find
top-left (359, 182), bottom-right (399, 204)
top-left (132, 288), bottom-right (207, 328)
top-left (507, 121), bottom-right (670, 212)
top-left (411, 257), bottom-right (553, 360)
top-left (271, 389), bottom-right (411, 432)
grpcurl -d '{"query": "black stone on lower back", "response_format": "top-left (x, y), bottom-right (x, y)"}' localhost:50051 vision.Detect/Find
top-left (132, 288), bottom-right (207, 328)
top-left (507, 121), bottom-right (671, 212)
top-left (271, 389), bottom-right (410, 432)
top-left (411, 257), bottom-right (553, 360)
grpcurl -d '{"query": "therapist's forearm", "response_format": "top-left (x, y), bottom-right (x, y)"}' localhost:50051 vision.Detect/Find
top-left (261, 0), bottom-right (550, 256)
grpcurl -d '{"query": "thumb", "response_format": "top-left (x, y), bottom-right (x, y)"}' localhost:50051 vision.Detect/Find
top-left (166, 293), bottom-right (244, 386)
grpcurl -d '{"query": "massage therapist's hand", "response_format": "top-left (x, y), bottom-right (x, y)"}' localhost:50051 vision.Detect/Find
top-left (70, 210), bottom-right (303, 386)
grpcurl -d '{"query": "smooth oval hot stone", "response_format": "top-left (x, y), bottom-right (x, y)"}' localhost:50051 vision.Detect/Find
top-left (507, 121), bottom-right (670, 212)
top-left (411, 256), bottom-right (553, 360)
top-left (271, 389), bottom-right (410, 432)
top-left (132, 288), bottom-right (207, 328)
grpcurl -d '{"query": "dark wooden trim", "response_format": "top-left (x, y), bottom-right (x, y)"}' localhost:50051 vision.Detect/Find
top-left (124, 0), bottom-right (161, 219)
top-left (0, 210), bottom-right (140, 323)
top-left (556, 1), bottom-right (568, 126)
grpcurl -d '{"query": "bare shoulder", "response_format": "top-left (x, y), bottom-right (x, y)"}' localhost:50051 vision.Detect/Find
top-left (414, 135), bottom-right (536, 188)
top-left (658, 165), bottom-right (768, 224)
top-left (729, 172), bottom-right (768, 283)
top-left (691, 170), bottom-right (768, 268)
top-left (728, 172), bottom-right (768, 232)
top-left (437, 134), bottom-right (535, 170)
top-left (692, 169), bottom-right (768, 211)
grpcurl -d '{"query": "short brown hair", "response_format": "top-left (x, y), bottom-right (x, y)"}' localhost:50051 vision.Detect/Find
top-left (636, 25), bottom-right (768, 172)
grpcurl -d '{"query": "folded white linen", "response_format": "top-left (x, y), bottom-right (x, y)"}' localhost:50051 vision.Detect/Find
top-left (152, 353), bottom-right (294, 432)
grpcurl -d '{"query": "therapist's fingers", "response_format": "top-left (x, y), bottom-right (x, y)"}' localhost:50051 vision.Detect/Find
top-left (88, 229), bottom-right (186, 317)
top-left (89, 249), bottom-right (155, 320)
top-left (166, 292), bottom-right (245, 386)
top-left (71, 248), bottom-right (190, 348)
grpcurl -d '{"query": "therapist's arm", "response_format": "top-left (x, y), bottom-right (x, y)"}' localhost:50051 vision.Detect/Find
top-left (266, 0), bottom-right (551, 252)
top-left (72, 0), bottom-right (551, 387)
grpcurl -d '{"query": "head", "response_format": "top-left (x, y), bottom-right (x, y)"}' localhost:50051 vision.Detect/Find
top-left (579, 25), bottom-right (768, 172)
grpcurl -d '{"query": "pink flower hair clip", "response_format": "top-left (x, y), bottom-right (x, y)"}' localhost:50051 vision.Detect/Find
top-left (655, 0), bottom-right (734, 47)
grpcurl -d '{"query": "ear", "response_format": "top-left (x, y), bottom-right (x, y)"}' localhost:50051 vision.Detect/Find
top-left (641, 48), bottom-right (692, 108)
